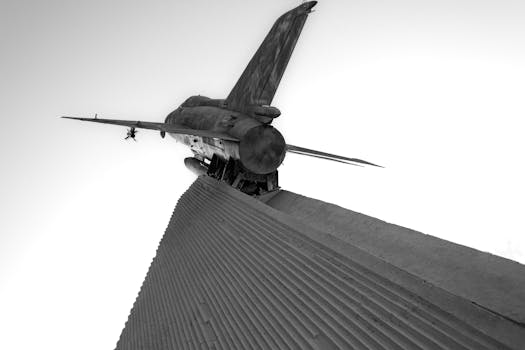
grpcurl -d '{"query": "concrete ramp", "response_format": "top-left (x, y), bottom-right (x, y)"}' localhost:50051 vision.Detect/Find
top-left (116, 177), bottom-right (525, 349)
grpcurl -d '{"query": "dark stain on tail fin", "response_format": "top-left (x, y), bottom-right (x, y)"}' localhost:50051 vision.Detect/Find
top-left (226, 1), bottom-right (317, 114)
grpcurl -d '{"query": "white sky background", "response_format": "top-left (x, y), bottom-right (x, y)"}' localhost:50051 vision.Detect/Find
top-left (1, 0), bottom-right (525, 348)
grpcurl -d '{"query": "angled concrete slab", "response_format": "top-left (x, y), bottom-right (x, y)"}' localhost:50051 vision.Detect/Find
top-left (266, 190), bottom-right (525, 327)
top-left (116, 177), bottom-right (525, 350)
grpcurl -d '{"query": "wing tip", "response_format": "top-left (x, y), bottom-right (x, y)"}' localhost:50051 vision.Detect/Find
top-left (61, 116), bottom-right (85, 120)
top-left (363, 161), bottom-right (384, 168)
top-left (61, 115), bottom-right (91, 120)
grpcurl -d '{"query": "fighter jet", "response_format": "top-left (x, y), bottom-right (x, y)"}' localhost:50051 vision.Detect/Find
top-left (63, 1), bottom-right (380, 195)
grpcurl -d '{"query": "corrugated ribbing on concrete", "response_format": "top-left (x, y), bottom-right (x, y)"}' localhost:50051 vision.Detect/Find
top-left (116, 177), bottom-right (524, 350)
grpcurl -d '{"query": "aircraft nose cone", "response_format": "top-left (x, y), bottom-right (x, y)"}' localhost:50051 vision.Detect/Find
top-left (239, 125), bottom-right (286, 175)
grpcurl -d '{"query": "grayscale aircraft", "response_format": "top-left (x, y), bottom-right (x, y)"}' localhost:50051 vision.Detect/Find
top-left (63, 1), bottom-right (380, 196)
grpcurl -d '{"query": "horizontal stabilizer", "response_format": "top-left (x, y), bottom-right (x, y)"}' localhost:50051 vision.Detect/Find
top-left (62, 116), bottom-right (239, 141)
top-left (286, 144), bottom-right (383, 167)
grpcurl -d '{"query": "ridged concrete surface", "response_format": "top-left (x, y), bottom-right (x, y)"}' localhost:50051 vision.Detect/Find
top-left (266, 190), bottom-right (525, 326)
top-left (116, 177), bottom-right (524, 349)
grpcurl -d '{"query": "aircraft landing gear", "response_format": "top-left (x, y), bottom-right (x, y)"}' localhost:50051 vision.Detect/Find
top-left (207, 154), bottom-right (279, 196)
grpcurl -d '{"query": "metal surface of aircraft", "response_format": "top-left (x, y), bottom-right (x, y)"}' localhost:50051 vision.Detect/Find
top-left (63, 1), bottom-right (380, 196)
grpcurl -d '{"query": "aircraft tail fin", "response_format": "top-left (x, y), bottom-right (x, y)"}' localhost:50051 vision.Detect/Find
top-left (225, 1), bottom-right (317, 114)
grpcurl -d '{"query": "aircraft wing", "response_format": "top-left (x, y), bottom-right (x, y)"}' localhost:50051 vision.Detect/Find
top-left (286, 144), bottom-right (383, 167)
top-left (225, 1), bottom-right (317, 114)
top-left (62, 116), bottom-right (239, 141)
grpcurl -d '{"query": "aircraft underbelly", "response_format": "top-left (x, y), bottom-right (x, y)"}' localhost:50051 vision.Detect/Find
top-left (169, 133), bottom-right (240, 161)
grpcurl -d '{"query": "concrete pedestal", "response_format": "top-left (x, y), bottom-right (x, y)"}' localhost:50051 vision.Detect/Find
top-left (116, 177), bottom-right (525, 349)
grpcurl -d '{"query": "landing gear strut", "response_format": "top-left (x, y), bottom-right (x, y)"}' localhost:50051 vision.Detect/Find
top-left (207, 154), bottom-right (279, 196)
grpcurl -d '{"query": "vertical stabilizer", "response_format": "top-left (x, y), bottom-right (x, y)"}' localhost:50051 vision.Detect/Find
top-left (226, 1), bottom-right (317, 113)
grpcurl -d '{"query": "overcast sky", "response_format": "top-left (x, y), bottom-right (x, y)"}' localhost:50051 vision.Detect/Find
top-left (1, 0), bottom-right (525, 349)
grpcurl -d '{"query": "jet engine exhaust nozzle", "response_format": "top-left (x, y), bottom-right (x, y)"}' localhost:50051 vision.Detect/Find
top-left (239, 125), bottom-right (286, 175)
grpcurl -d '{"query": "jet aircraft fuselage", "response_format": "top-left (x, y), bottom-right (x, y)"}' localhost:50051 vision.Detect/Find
top-left (165, 95), bottom-right (285, 175)
top-left (63, 2), bottom-right (380, 196)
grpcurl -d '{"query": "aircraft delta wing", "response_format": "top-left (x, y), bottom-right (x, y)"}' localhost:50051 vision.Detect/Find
top-left (61, 116), bottom-right (239, 142)
top-left (286, 144), bottom-right (383, 167)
